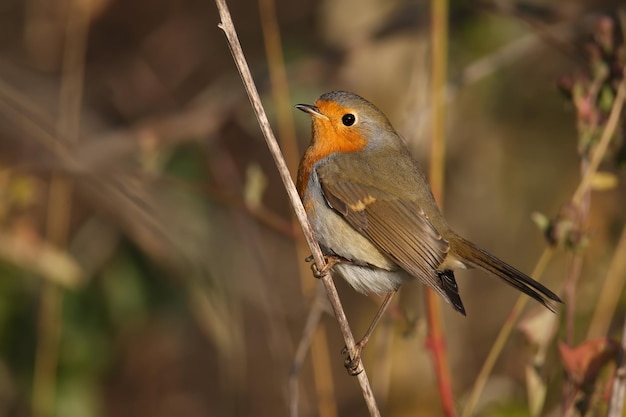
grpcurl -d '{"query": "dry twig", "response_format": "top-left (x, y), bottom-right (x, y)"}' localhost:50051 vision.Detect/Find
top-left (213, 0), bottom-right (381, 415)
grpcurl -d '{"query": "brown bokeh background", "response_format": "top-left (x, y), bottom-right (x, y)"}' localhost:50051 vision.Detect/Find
top-left (0, 0), bottom-right (624, 416)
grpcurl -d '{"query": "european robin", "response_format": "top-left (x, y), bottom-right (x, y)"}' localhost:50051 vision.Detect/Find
top-left (296, 91), bottom-right (561, 373)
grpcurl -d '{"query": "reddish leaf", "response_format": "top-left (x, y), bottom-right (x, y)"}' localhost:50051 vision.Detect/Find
top-left (558, 339), bottom-right (620, 387)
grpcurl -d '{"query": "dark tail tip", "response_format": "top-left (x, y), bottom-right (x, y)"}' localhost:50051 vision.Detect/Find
top-left (437, 270), bottom-right (467, 316)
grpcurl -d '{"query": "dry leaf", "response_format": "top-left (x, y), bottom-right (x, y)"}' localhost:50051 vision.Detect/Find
top-left (531, 212), bottom-right (550, 233)
top-left (0, 231), bottom-right (84, 288)
top-left (518, 306), bottom-right (559, 365)
top-left (558, 338), bottom-right (620, 388)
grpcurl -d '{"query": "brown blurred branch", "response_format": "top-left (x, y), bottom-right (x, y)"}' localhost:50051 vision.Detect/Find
top-left (0, 65), bottom-right (292, 286)
top-left (3, 79), bottom-right (298, 257)
top-left (481, 1), bottom-right (582, 64)
top-left (0, 66), bottom-right (243, 175)
top-left (214, 0), bottom-right (381, 416)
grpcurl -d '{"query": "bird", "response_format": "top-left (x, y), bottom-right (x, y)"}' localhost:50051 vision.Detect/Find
top-left (295, 91), bottom-right (561, 373)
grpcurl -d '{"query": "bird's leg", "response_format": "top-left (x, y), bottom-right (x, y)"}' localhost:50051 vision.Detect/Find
top-left (306, 254), bottom-right (345, 278)
top-left (343, 289), bottom-right (398, 375)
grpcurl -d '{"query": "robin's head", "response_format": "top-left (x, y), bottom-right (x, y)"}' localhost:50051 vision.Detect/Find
top-left (295, 91), bottom-right (401, 196)
top-left (296, 91), bottom-right (397, 153)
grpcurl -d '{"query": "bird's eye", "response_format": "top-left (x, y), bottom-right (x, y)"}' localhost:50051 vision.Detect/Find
top-left (341, 113), bottom-right (356, 126)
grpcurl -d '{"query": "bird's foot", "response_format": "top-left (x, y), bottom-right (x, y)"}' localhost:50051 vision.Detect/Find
top-left (341, 339), bottom-right (367, 376)
top-left (306, 255), bottom-right (344, 278)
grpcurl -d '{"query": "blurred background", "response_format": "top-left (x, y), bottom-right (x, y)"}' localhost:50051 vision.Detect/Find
top-left (0, 0), bottom-right (624, 416)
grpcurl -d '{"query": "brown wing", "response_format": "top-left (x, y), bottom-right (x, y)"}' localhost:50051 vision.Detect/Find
top-left (317, 168), bottom-right (466, 313)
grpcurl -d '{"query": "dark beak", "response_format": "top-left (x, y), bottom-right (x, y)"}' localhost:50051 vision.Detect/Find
top-left (295, 104), bottom-right (329, 120)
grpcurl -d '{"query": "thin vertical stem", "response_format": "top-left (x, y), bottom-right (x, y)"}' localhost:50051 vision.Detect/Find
top-left (258, 0), bottom-right (300, 175)
top-left (31, 1), bottom-right (89, 416)
top-left (586, 225), bottom-right (626, 339)
top-left (32, 178), bottom-right (69, 416)
top-left (427, 0), bottom-right (456, 416)
top-left (429, 0), bottom-right (448, 203)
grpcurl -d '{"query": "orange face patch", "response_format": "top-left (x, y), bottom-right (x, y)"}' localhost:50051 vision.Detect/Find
top-left (297, 100), bottom-right (368, 197)
top-left (311, 100), bottom-right (366, 151)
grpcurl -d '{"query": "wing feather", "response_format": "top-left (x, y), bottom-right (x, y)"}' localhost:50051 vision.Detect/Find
top-left (318, 170), bottom-right (463, 310)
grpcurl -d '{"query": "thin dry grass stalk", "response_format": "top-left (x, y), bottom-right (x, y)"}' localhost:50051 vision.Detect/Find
top-left (425, 0), bottom-right (457, 416)
top-left (32, 0), bottom-right (90, 416)
top-left (587, 226), bottom-right (626, 339)
top-left (213, 0), bottom-right (381, 415)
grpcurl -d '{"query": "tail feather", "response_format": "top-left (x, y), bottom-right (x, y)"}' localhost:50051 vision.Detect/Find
top-left (437, 270), bottom-right (466, 316)
top-left (451, 236), bottom-right (562, 312)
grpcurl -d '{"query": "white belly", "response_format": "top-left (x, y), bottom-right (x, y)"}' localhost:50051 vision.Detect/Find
top-left (304, 170), bottom-right (410, 294)
top-left (333, 263), bottom-right (410, 294)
